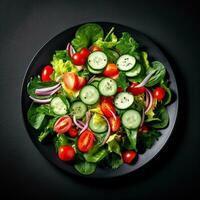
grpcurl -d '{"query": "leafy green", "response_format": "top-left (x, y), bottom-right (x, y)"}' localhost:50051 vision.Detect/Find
top-left (27, 77), bottom-right (57, 99)
top-left (74, 161), bottom-right (96, 175)
top-left (107, 153), bottom-right (123, 169)
top-left (146, 61), bottom-right (166, 87)
top-left (36, 104), bottom-right (58, 117)
top-left (141, 51), bottom-right (150, 70)
top-left (38, 117), bottom-right (58, 142)
top-left (131, 94), bottom-right (145, 112)
top-left (54, 134), bottom-right (73, 152)
top-left (107, 139), bottom-right (121, 156)
top-left (94, 33), bottom-right (117, 49)
top-left (151, 107), bottom-right (169, 129)
top-left (84, 145), bottom-right (108, 163)
top-left (116, 72), bottom-right (128, 91)
top-left (161, 81), bottom-right (172, 105)
top-left (103, 49), bottom-right (119, 63)
top-left (27, 103), bottom-right (46, 130)
top-left (116, 32), bottom-right (139, 55)
top-left (52, 50), bottom-right (71, 62)
top-left (77, 67), bottom-right (90, 79)
top-left (137, 130), bottom-right (161, 150)
top-left (71, 23), bottom-right (104, 51)
top-left (123, 129), bottom-right (137, 151)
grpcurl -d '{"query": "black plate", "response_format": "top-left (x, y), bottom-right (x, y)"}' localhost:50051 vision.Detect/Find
top-left (21, 22), bottom-right (179, 178)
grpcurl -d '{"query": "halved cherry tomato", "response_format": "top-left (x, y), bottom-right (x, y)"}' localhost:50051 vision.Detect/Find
top-left (76, 76), bottom-right (87, 90)
top-left (103, 63), bottom-right (119, 77)
top-left (122, 150), bottom-right (137, 164)
top-left (77, 130), bottom-right (95, 153)
top-left (117, 87), bottom-right (123, 93)
top-left (58, 145), bottom-right (75, 161)
top-left (68, 127), bottom-right (78, 138)
top-left (110, 72), bottom-right (119, 80)
top-left (72, 53), bottom-right (86, 65)
top-left (89, 45), bottom-right (102, 52)
top-left (128, 82), bottom-right (146, 95)
top-left (41, 65), bottom-right (54, 82)
top-left (63, 72), bottom-right (79, 90)
top-left (53, 115), bottom-right (72, 134)
top-left (153, 87), bottom-right (166, 101)
top-left (109, 115), bottom-right (121, 132)
top-left (80, 48), bottom-right (90, 58)
top-left (100, 98), bottom-right (116, 118)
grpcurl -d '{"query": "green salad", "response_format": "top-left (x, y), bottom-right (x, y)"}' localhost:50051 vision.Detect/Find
top-left (27, 23), bottom-right (173, 175)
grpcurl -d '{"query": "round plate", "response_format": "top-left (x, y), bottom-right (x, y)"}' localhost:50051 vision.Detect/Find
top-left (21, 22), bottom-right (179, 178)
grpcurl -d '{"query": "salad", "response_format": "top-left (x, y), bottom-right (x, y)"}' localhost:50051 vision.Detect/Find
top-left (27, 23), bottom-right (172, 175)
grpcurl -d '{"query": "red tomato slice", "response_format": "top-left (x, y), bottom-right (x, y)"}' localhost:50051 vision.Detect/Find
top-left (53, 115), bottom-right (72, 134)
top-left (100, 98), bottom-right (116, 118)
top-left (109, 115), bottom-right (121, 132)
top-left (68, 127), bottom-right (78, 138)
top-left (127, 82), bottom-right (146, 95)
top-left (153, 87), bottom-right (166, 101)
top-left (77, 130), bottom-right (95, 153)
top-left (63, 72), bottom-right (79, 90)
top-left (89, 45), bottom-right (102, 52)
top-left (41, 65), bottom-right (54, 82)
top-left (72, 53), bottom-right (86, 65)
top-left (58, 145), bottom-right (75, 161)
top-left (75, 76), bottom-right (87, 90)
top-left (80, 48), bottom-right (90, 58)
top-left (103, 64), bottom-right (119, 77)
top-left (117, 87), bottom-right (123, 93)
top-left (122, 150), bottom-right (137, 164)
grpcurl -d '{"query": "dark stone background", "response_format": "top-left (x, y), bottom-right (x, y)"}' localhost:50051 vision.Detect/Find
top-left (0, 0), bottom-right (199, 199)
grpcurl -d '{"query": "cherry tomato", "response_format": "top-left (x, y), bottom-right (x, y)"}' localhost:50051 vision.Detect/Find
top-left (77, 130), bottom-right (95, 153)
top-left (128, 82), bottom-right (146, 95)
top-left (117, 87), bottom-right (123, 93)
top-left (41, 65), bottom-right (54, 82)
top-left (109, 116), bottom-right (121, 132)
top-left (122, 150), bottom-right (137, 164)
top-left (100, 98), bottom-right (116, 118)
top-left (89, 45), bottom-right (102, 52)
top-left (80, 48), bottom-right (90, 58)
top-left (103, 64), bottom-right (119, 77)
top-left (76, 76), bottom-right (87, 90)
top-left (72, 53), bottom-right (86, 65)
top-left (68, 127), bottom-right (78, 138)
top-left (53, 115), bottom-right (72, 134)
top-left (58, 145), bottom-right (75, 161)
top-left (153, 87), bottom-right (166, 101)
top-left (63, 72), bottom-right (79, 90)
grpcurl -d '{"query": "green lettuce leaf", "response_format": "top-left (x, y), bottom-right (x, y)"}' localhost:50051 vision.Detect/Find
top-left (115, 32), bottom-right (139, 55)
top-left (116, 72), bottom-right (128, 91)
top-left (74, 161), bottom-right (96, 175)
top-left (71, 23), bottom-right (104, 51)
top-left (107, 139), bottom-right (121, 156)
top-left (123, 129), bottom-right (137, 151)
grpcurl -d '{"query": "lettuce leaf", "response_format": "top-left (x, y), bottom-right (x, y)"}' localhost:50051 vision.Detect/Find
top-left (71, 23), bottom-right (104, 51)
top-left (116, 32), bottom-right (139, 55)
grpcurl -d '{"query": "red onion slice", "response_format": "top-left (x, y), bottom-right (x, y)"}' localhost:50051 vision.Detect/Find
top-left (35, 85), bottom-right (61, 96)
top-left (66, 42), bottom-right (76, 57)
top-left (145, 89), bottom-right (153, 113)
top-left (29, 96), bottom-right (52, 104)
top-left (77, 120), bottom-right (85, 127)
top-left (73, 115), bottom-right (84, 129)
top-left (110, 109), bottom-right (117, 120)
top-left (80, 111), bottom-right (91, 134)
top-left (35, 83), bottom-right (60, 94)
top-left (101, 115), bottom-right (111, 145)
top-left (88, 75), bottom-right (96, 84)
top-left (135, 70), bottom-right (155, 88)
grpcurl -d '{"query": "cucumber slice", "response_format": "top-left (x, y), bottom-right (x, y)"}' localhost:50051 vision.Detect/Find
top-left (89, 113), bottom-right (108, 133)
top-left (87, 65), bottom-right (103, 74)
top-left (71, 101), bottom-right (87, 119)
top-left (117, 55), bottom-right (136, 71)
top-left (80, 85), bottom-right (100, 105)
top-left (51, 97), bottom-right (68, 115)
top-left (122, 110), bottom-right (141, 129)
top-left (87, 51), bottom-right (108, 70)
top-left (114, 92), bottom-right (134, 109)
top-left (125, 63), bottom-right (141, 77)
top-left (90, 80), bottom-right (99, 88)
top-left (98, 78), bottom-right (117, 96)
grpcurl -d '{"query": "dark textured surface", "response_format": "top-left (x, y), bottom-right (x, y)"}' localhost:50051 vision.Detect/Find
top-left (0, 0), bottom-right (199, 199)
